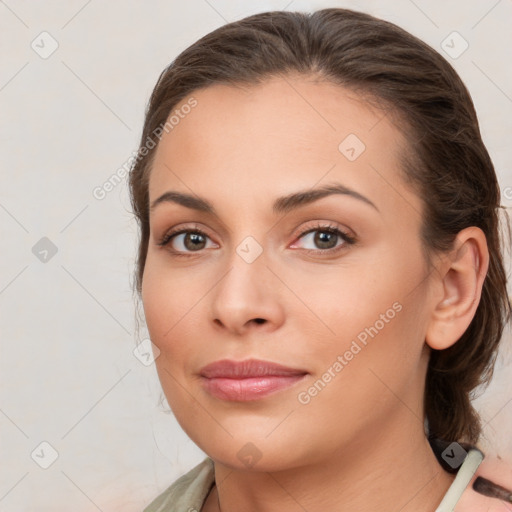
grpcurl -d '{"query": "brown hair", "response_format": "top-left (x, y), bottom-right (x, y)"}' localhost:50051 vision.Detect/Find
top-left (129, 8), bottom-right (511, 445)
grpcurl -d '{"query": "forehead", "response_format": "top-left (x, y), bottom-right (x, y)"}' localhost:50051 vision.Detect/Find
top-left (154, 75), bottom-right (392, 161)
top-left (148, 75), bottom-right (420, 220)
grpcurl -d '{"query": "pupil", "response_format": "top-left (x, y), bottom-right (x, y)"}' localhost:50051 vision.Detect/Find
top-left (315, 231), bottom-right (336, 249)
top-left (185, 233), bottom-right (205, 251)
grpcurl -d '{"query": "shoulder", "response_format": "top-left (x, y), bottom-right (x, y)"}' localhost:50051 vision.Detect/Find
top-left (143, 457), bottom-right (215, 512)
top-left (454, 452), bottom-right (512, 512)
top-left (428, 437), bottom-right (512, 512)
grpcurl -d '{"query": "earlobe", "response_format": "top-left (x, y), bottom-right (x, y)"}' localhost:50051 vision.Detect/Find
top-left (425, 227), bottom-right (489, 351)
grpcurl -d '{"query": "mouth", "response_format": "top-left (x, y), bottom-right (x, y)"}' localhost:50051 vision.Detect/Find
top-left (199, 358), bottom-right (308, 401)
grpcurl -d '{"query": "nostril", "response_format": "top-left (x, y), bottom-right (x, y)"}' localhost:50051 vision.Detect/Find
top-left (253, 318), bottom-right (265, 324)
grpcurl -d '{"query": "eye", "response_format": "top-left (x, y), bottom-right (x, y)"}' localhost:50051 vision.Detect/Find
top-left (157, 227), bottom-right (217, 256)
top-left (291, 223), bottom-right (356, 254)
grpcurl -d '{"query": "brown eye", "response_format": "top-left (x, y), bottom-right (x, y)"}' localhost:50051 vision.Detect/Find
top-left (180, 232), bottom-right (207, 251)
top-left (312, 230), bottom-right (338, 249)
top-left (293, 225), bottom-right (356, 253)
top-left (158, 229), bottom-right (215, 254)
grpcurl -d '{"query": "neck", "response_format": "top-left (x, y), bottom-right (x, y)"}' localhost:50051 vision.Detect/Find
top-left (204, 412), bottom-right (455, 512)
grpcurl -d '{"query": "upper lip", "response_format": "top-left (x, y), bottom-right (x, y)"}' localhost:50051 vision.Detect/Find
top-left (199, 358), bottom-right (308, 379)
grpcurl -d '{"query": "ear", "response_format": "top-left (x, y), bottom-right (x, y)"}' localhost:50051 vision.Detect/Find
top-left (425, 227), bottom-right (489, 351)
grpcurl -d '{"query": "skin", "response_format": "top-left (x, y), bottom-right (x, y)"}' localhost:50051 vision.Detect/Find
top-left (141, 74), bottom-right (489, 512)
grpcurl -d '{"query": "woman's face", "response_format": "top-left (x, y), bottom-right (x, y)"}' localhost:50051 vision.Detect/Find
top-left (142, 75), bottom-right (436, 470)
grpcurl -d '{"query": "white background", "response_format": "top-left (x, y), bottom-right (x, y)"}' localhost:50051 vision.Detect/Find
top-left (0, 1), bottom-right (511, 510)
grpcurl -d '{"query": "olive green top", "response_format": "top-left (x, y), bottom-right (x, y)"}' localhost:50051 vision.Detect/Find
top-left (143, 457), bottom-right (215, 512)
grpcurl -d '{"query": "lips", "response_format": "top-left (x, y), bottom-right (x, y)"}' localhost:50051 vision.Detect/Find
top-left (199, 359), bottom-right (308, 401)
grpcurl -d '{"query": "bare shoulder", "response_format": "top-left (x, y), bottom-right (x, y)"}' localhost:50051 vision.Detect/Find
top-left (454, 454), bottom-right (512, 512)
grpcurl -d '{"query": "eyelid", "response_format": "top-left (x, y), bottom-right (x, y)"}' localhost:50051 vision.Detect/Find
top-left (157, 222), bottom-right (216, 247)
top-left (291, 221), bottom-right (356, 244)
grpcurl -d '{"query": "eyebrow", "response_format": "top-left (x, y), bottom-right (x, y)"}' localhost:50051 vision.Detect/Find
top-left (149, 182), bottom-right (379, 215)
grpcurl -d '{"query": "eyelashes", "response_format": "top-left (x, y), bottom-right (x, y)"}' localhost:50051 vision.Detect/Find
top-left (157, 222), bottom-right (357, 258)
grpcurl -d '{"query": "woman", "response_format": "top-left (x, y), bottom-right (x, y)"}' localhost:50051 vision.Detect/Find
top-left (129, 7), bottom-right (512, 511)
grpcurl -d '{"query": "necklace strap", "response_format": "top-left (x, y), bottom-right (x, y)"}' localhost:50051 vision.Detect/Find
top-left (434, 448), bottom-right (484, 512)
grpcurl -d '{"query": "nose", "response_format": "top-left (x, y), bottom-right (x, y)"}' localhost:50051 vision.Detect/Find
top-left (209, 248), bottom-right (285, 336)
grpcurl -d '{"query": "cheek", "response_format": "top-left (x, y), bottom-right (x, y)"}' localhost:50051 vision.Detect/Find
top-left (291, 260), bottom-right (404, 338)
top-left (298, 256), bottom-right (425, 380)
top-left (141, 257), bottom-right (210, 393)
top-left (141, 254), bottom-right (205, 342)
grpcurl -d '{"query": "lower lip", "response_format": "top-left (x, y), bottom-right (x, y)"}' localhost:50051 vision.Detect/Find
top-left (201, 374), bottom-right (307, 401)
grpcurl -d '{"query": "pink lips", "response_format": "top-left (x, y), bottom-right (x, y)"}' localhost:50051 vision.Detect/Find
top-left (199, 359), bottom-right (308, 401)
